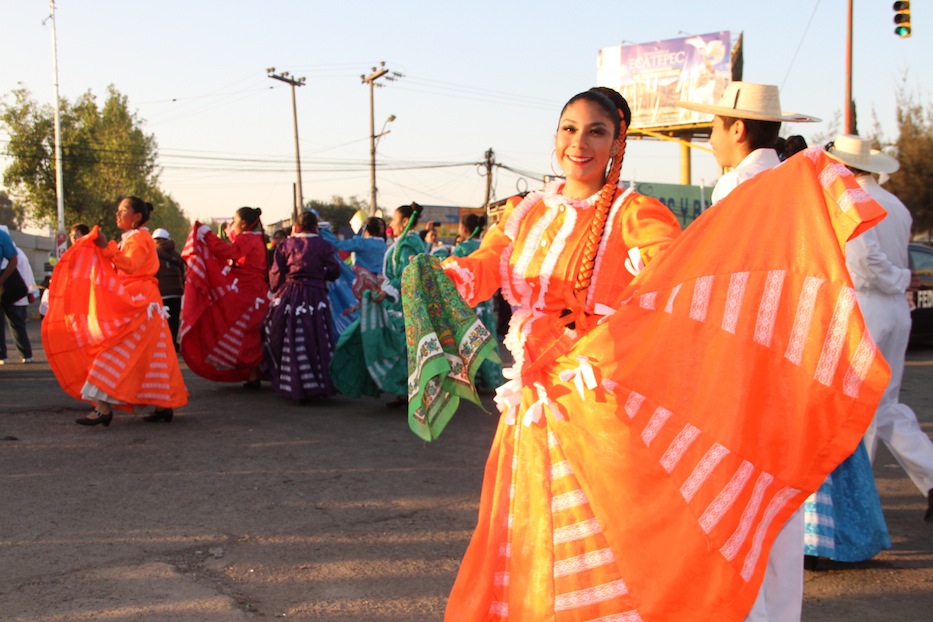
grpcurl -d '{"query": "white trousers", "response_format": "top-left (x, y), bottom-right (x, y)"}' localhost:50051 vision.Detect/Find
top-left (860, 292), bottom-right (933, 495)
top-left (744, 507), bottom-right (804, 621)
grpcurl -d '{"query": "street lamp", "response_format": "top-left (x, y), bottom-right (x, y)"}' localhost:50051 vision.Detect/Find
top-left (267, 67), bottom-right (306, 223)
top-left (362, 63), bottom-right (403, 215)
top-left (45, 1), bottom-right (66, 256)
top-left (375, 114), bottom-right (396, 147)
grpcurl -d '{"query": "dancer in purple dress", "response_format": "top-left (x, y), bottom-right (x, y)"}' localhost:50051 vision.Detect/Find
top-left (262, 211), bottom-right (341, 401)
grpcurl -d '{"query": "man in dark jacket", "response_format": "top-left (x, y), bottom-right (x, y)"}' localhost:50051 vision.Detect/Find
top-left (153, 228), bottom-right (186, 351)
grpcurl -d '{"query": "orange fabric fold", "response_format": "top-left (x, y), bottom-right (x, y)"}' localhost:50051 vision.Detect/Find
top-left (42, 226), bottom-right (188, 411)
top-left (445, 150), bottom-right (889, 621)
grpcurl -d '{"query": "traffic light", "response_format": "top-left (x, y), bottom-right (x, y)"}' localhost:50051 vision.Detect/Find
top-left (893, 1), bottom-right (911, 38)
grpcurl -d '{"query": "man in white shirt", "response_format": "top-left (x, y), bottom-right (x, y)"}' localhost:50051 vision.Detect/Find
top-left (0, 225), bottom-right (38, 364)
top-left (825, 134), bottom-right (933, 523)
top-left (679, 82), bottom-right (819, 622)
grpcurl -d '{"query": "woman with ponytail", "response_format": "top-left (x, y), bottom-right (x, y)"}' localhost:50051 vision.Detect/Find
top-left (435, 89), bottom-right (681, 617)
top-left (43, 196), bottom-right (188, 426)
top-left (330, 202), bottom-right (426, 406)
top-left (180, 206), bottom-right (270, 387)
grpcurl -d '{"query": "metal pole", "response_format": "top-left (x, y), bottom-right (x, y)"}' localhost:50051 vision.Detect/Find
top-left (680, 138), bottom-right (691, 185)
top-left (267, 69), bottom-right (306, 223)
top-left (369, 79), bottom-right (377, 215)
top-left (483, 148), bottom-right (494, 210)
top-left (845, 0), bottom-right (855, 134)
top-left (48, 0), bottom-right (66, 256)
top-left (289, 82), bottom-right (303, 222)
top-left (361, 64), bottom-right (390, 216)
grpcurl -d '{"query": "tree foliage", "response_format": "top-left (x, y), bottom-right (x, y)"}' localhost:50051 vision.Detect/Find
top-left (147, 188), bottom-right (192, 245)
top-left (884, 86), bottom-right (933, 237)
top-left (1, 85), bottom-right (190, 239)
top-left (0, 191), bottom-right (26, 230)
top-left (307, 195), bottom-right (368, 231)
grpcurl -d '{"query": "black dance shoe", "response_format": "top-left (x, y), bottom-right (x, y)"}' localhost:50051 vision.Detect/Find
top-left (243, 379), bottom-right (261, 390)
top-left (925, 488), bottom-right (933, 522)
top-left (76, 411), bottom-right (113, 427)
top-left (143, 408), bottom-right (174, 423)
top-left (385, 396), bottom-right (408, 409)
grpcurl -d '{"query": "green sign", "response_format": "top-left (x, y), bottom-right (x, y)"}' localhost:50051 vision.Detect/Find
top-left (634, 182), bottom-right (712, 228)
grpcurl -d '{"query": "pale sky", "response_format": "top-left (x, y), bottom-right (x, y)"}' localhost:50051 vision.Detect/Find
top-left (2, 1), bottom-right (931, 228)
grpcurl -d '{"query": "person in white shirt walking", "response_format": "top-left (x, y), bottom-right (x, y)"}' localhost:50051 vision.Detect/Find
top-left (0, 225), bottom-right (38, 364)
top-left (679, 81), bottom-right (819, 622)
top-left (825, 134), bottom-right (933, 523)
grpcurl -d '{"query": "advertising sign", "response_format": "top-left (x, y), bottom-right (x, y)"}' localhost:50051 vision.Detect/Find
top-left (635, 181), bottom-right (712, 228)
top-left (597, 31), bottom-right (732, 129)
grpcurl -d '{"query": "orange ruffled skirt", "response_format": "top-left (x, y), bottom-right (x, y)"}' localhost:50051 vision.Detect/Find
top-left (42, 229), bottom-right (188, 411)
top-left (445, 151), bottom-right (891, 621)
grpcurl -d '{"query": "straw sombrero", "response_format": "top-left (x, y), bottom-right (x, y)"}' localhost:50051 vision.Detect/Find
top-left (678, 81), bottom-right (820, 123)
top-left (824, 134), bottom-right (899, 175)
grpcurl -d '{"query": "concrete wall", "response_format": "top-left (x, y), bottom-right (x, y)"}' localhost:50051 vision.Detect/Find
top-left (8, 230), bottom-right (55, 285)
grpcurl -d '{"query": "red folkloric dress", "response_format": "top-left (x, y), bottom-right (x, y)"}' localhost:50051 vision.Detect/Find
top-left (180, 225), bottom-right (269, 382)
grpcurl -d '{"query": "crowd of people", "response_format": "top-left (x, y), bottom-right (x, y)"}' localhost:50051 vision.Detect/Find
top-left (3, 81), bottom-right (931, 621)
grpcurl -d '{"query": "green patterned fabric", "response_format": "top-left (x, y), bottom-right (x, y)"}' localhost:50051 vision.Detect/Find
top-left (453, 239), bottom-right (504, 389)
top-left (402, 254), bottom-right (500, 441)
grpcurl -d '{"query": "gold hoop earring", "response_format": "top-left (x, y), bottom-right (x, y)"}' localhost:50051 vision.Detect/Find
top-left (550, 150), bottom-right (563, 176)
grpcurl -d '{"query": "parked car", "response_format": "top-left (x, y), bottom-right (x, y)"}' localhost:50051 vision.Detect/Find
top-left (909, 242), bottom-right (933, 344)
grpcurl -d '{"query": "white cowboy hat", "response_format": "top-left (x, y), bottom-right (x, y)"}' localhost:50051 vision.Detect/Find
top-left (152, 228), bottom-right (171, 240)
top-left (824, 134), bottom-right (899, 175)
top-left (678, 81), bottom-right (820, 123)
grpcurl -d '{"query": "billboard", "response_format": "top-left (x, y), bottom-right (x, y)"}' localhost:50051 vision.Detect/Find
top-left (597, 32), bottom-right (732, 129)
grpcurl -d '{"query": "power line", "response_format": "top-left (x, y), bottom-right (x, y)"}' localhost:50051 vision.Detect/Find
top-left (781, 0), bottom-right (823, 92)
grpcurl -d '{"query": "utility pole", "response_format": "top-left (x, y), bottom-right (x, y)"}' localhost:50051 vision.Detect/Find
top-left (482, 148), bottom-right (495, 210)
top-left (845, 0), bottom-right (856, 134)
top-left (361, 62), bottom-right (402, 215)
top-left (267, 68), bottom-right (306, 223)
top-left (45, 1), bottom-right (66, 257)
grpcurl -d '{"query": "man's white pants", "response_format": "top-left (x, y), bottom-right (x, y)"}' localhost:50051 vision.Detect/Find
top-left (744, 508), bottom-right (804, 621)
top-left (860, 293), bottom-right (933, 495)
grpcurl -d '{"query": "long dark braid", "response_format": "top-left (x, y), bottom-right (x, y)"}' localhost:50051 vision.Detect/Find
top-left (573, 113), bottom-right (628, 298)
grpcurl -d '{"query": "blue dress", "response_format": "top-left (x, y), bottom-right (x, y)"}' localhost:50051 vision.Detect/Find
top-left (330, 232), bottom-right (426, 398)
top-left (803, 441), bottom-right (891, 561)
top-left (320, 228), bottom-right (387, 337)
top-left (320, 228), bottom-right (387, 275)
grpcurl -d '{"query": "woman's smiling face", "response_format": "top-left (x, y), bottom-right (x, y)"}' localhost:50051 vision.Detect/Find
top-left (555, 99), bottom-right (616, 199)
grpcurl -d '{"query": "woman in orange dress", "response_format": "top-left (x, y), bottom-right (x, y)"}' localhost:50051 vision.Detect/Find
top-left (434, 89), bottom-right (890, 620)
top-left (180, 206), bottom-right (269, 387)
top-left (42, 196), bottom-right (188, 426)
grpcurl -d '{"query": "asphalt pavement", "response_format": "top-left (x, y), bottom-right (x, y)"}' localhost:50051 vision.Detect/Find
top-left (2, 319), bottom-right (932, 621)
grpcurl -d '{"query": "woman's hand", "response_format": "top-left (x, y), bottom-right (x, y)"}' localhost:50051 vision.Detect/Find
top-left (94, 231), bottom-right (108, 248)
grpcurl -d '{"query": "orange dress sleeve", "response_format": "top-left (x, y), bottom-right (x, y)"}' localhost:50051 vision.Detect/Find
top-left (620, 192), bottom-right (682, 267)
top-left (585, 191), bottom-right (682, 313)
top-left (441, 195), bottom-right (524, 306)
top-left (101, 234), bottom-right (153, 275)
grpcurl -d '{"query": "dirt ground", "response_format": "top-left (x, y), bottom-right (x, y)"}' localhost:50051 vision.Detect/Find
top-left (2, 321), bottom-right (933, 621)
